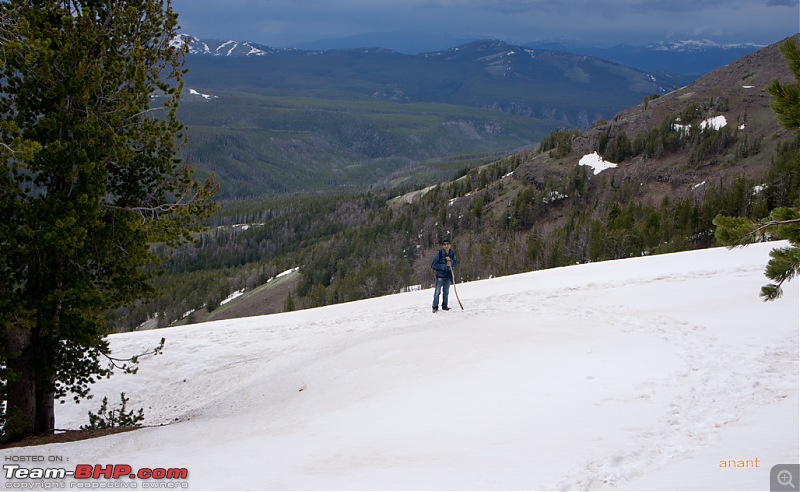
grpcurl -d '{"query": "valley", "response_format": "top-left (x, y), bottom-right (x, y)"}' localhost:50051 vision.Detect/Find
top-left (176, 38), bottom-right (688, 198)
top-left (112, 34), bottom-right (799, 331)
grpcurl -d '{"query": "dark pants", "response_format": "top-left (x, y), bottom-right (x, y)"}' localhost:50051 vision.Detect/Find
top-left (432, 276), bottom-right (451, 309)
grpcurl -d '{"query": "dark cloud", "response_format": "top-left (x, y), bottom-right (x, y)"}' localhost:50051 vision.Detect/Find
top-left (172, 0), bottom-right (798, 50)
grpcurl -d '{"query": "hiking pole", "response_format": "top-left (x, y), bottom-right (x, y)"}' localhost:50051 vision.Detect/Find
top-left (449, 265), bottom-right (464, 310)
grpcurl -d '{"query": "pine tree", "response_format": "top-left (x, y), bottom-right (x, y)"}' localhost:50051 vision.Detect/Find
top-left (0, 1), bottom-right (218, 441)
top-left (714, 37), bottom-right (800, 300)
top-left (768, 39), bottom-right (800, 130)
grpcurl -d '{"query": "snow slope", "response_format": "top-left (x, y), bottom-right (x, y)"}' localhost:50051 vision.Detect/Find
top-left (3, 242), bottom-right (798, 491)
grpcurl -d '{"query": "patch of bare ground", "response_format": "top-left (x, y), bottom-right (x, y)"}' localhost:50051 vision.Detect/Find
top-left (0, 426), bottom-right (140, 449)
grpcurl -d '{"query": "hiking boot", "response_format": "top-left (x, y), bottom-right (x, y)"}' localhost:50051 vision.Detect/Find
top-left (442, 306), bottom-right (450, 311)
top-left (432, 307), bottom-right (438, 313)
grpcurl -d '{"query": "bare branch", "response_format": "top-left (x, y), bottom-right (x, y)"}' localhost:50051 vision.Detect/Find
top-left (101, 337), bottom-right (165, 372)
top-left (101, 187), bottom-right (204, 224)
top-left (753, 218), bottom-right (800, 233)
top-left (731, 217), bottom-right (800, 245)
top-left (0, 141), bottom-right (16, 153)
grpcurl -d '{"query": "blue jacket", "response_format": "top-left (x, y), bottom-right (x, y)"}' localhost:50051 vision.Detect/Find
top-left (432, 248), bottom-right (457, 279)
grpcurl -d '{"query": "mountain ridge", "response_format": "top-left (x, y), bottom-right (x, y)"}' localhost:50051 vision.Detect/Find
top-left (529, 40), bottom-right (764, 75)
top-left (174, 32), bottom-right (766, 75)
top-left (645, 39), bottom-right (765, 51)
top-left (509, 34), bottom-right (797, 213)
top-left (174, 32), bottom-right (766, 56)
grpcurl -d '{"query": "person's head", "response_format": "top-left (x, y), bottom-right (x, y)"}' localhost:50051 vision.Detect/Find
top-left (441, 239), bottom-right (451, 250)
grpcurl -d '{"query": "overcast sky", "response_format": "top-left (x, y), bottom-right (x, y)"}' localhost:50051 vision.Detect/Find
top-left (172, 0), bottom-right (799, 51)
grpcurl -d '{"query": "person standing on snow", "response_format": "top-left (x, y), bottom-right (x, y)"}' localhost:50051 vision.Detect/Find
top-left (431, 238), bottom-right (456, 313)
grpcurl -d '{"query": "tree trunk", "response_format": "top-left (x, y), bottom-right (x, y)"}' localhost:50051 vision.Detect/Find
top-left (3, 325), bottom-right (37, 441)
top-left (35, 378), bottom-right (55, 434)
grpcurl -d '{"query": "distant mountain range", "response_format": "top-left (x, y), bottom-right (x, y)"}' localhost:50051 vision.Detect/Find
top-left (530, 40), bottom-right (765, 76)
top-left (292, 31), bottom-right (477, 55)
top-left (175, 36), bottom-right (700, 197)
top-left (178, 36), bottom-right (685, 125)
top-left (173, 33), bottom-right (765, 76)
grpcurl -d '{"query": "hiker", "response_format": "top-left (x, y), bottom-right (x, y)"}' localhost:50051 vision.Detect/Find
top-left (431, 239), bottom-right (456, 313)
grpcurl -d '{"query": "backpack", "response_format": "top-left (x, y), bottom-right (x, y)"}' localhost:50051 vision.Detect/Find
top-left (431, 250), bottom-right (441, 270)
top-left (431, 250), bottom-right (446, 270)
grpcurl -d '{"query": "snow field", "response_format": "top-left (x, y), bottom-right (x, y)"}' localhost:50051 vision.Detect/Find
top-left (3, 242), bottom-right (797, 491)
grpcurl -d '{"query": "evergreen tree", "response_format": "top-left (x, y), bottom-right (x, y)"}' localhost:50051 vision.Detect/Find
top-left (768, 39), bottom-right (800, 130)
top-left (284, 292), bottom-right (296, 312)
top-left (715, 37), bottom-right (800, 300)
top-left (0, 0), bottom-right (218, 441)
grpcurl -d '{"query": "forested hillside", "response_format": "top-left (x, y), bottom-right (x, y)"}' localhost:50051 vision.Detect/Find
top-left (109, 36), bottom-right (799, 331)
top-left (176, 92), bottom-right (551, 197)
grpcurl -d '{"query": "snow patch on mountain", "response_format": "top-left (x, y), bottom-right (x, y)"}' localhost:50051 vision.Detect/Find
top-left (647, 39), bottom-right (766, 52)
top-left (672, 115), bottom-right (728, 134)
top-left (188, 89), bottom-right (217, 100)
top-left (170, 34), bottom-right (286, 57)
top-left (579, 151), bottom-right (618, 175)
